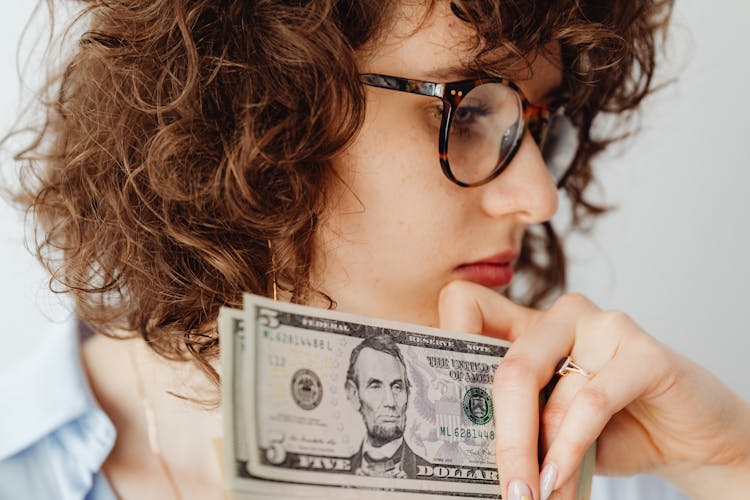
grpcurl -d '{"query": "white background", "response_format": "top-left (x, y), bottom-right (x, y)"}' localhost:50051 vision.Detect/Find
top-left (1, 3), bottom-right (748, 401)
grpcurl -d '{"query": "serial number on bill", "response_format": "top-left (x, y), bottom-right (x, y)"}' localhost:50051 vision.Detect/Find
top-left (440, 426), bottom-right (495, 440)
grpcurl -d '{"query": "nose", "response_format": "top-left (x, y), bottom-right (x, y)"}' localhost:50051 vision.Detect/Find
top-left (477, 131), bottom-right (559, 223)
top-left (382, 387), bottom-right (397, 408)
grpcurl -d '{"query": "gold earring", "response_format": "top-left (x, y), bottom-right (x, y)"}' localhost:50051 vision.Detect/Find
top-left (267, 239), bottom-right (278, 301)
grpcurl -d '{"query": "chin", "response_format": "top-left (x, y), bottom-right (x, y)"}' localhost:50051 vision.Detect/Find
top-left (331, 291), bottom-right (440, 327)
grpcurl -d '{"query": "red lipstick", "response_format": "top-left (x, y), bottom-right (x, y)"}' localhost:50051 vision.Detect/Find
top-left (454, 251), bottom-right (519, 288)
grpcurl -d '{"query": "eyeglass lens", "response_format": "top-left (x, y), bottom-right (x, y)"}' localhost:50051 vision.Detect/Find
top-left (446, 83), bottom-right (578, 186)
top-left (540, 110), bottom-right (579, 186)
top-left (447, 83), bottom-right (523, 185)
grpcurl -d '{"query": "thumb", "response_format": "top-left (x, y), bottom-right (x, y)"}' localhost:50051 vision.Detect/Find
top-left (437, 280), bottom-right (535, 342)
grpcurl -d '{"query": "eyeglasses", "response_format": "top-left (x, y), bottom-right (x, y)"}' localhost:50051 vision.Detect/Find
top-left (359, 73), bottom-right (578, 188)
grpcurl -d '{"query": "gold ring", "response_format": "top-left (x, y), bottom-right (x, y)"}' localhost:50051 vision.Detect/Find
top-left (555, 356), bottom-right (594, 379)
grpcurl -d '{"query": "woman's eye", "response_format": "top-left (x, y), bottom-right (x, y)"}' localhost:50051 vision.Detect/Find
top-left (430, 103), bottom-right (444, 120)
top-left (421, 103), bottom-right (444, 133)
top-left (453, 104), bottom-right (490, 126)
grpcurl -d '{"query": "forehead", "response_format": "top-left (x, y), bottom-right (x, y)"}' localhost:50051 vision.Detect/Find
top-left (359, 1), bottom-right (562, 94)
top-left (356, 347), bottom-right (404, 377)
top-left (361, 2), bottom-right (478, 80)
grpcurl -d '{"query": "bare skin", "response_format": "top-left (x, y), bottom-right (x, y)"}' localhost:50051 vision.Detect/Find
top-left (78, 4), bottom-right (562, 496)
top-left (77, 2), bottom-right (750, 499)
top-left (81, 334), bottom-right (223, 499)
top-left (437, 281), bottom-right (750, 499)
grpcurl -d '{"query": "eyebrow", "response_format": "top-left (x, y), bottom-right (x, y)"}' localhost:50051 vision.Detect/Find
top-left (419, 64), bottom-right (476, 81)
top-left (417, 64), bottom-right (562, 87)
top-left (365, 377), bottom-right (404, 387)
top-left (400, 64), bottom-right (565, 108)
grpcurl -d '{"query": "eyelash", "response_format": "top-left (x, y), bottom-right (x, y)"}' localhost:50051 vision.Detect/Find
top-left (427, 103), bottom-right (491, 127)
top-left (452, 105), bottom-right (490, 135)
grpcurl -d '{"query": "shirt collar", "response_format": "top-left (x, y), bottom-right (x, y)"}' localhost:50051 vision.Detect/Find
top-left (362, 436), bottom-right (404, 461)
top-left (0, 315), bottom-right (115, 461)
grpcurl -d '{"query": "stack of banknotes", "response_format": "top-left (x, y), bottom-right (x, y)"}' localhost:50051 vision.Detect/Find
top-left (219, 294), bottom-right (594, 499)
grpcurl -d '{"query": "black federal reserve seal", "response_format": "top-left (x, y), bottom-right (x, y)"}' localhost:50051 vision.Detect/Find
top-left (291, 368), bottom-right (323, 410)
top-left (463, 387), bottom-right (493, 425)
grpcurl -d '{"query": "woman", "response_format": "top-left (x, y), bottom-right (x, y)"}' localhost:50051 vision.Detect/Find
top-left (1, 0), bottom-right (748, 499)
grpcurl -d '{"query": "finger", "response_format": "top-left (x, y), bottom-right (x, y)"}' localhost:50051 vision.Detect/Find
top-left (500, 293), bottom-right (601, 386)
top-left (492, 293), bottom-right (600, 498)
top-left (550, 471), bottom-right (579, 500)
top-left (540, 374), bottom-right (589, 453)
top-left (541, 339), bottom-right (664, 492)
top-left (539, 376), bottom-right (589, 500)
top-left (494, 359), bottom-right (542, 499)
top-left (541, 312), bottom-right (628, 453)
top-left (540, 310), bottom-right (639, 499)
top-left (438, 280), bottom-right (535, 340)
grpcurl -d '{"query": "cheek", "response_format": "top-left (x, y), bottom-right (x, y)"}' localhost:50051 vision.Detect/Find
top-left (342, 109), bottom-right (427, 195)
top-left (396, 391), bottom-right (408, 409)
top-left (329, 107), bottom-right (459, 255)
top-left (361, 390), bottom-right (381, 410)
top-left (344, 92), bottom-right (442, 195)
top-left (313, 95), bottom-right (474, 322)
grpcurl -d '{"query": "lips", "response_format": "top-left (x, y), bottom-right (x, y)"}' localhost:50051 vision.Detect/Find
top-left (377, 415), bottom-right (401, 423)
top-left (454, 251), bottom-right (519, 288)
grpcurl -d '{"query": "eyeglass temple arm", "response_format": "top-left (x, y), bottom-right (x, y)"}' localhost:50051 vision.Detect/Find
top-left (359, 74), bottom-right (443, 98)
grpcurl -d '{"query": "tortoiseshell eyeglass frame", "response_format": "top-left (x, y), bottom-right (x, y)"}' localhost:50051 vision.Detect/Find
top-left (359, 73), bottom-right (554, 188)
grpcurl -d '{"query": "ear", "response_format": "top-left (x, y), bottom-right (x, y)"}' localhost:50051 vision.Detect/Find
top-left (345, 379), bottom-right (361, 411)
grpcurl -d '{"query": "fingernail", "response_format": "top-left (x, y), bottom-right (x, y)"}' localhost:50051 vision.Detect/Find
top-left (507, 479), bottom-right (532, 500)
top-left (539, 463), bottom-right (559, 500)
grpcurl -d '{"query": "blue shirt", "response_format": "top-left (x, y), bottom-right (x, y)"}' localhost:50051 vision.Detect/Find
top-left (0, 318), bottom-right (686, 499)
top-left (0, 317), bottom-right (117, 500)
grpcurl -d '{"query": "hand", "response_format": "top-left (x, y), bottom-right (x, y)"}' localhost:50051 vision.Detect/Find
top-left (438, 280), bottom-right (750, 500)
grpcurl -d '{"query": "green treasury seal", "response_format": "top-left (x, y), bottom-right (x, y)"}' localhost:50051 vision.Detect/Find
top-left (463, 387), bottom-right (493, 425)
top-left (291, 368), bottom-right (323, 410)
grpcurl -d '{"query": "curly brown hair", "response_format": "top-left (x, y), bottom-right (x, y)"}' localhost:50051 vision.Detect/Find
top-left (2, 0), bottom-right (673, 386)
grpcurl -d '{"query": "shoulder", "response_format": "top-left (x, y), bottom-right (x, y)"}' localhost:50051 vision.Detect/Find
top-left (349, 445), bottom-right (363, 469)
top-left (403, 442), bottom-right (429, 463)
top-left (0, 317), bottom-right (117, 500)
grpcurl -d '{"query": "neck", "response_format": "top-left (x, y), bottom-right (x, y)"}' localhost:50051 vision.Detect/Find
top-left (81, 333), bottom-right (223, 488)
top-left (363, 436), bottom-right (404, 460)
